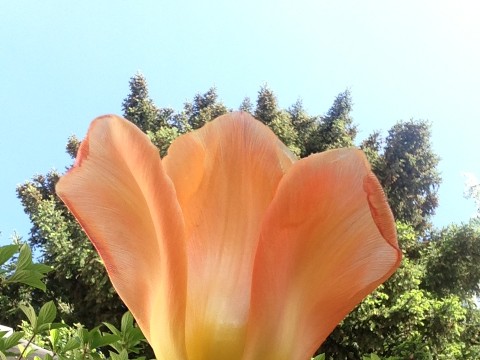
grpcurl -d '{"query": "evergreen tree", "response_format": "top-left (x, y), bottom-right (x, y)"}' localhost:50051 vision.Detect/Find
top-left (65, 135), bottom-right (81, 159)
top-left (287, 100), bottom-right (317, 157)
top-left (465, 180), bottom-right (480, 218)
top-left (184, 87), bottom-right (228, 129)
top-left (121, 72), bottom-right (161, 132)
top-left (377, 120), bottom-right (441, 230)
top-left (423, 222), bottom-right (480, 299)
top-left (306, 90), bottom-right (357, 154)
top-left (254, 85), bottom-right (278, 125)
top-left (360, 131), bottom-right (383, 173)
top-left (145, 107), bottom-right (180, 157)
top-left (252, 86), bottom-right (301, 156)
top-left (267, 111), bottom-right (301, 156)
top-left (239, 96), bottom-right (253, 113)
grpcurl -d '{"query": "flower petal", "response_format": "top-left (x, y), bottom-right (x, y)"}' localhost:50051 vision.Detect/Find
top-left (56, 115), bottom-right (187, 359)
top-left (246, 148), bottom-right (401, 360)
top-left (163, 112), bottom-right (296, 359)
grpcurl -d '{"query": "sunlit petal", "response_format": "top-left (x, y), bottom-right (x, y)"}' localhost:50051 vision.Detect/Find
top-left (246, 148), bottom-right (401, 360)
top-left (56, 115), bottom-right (187, 359)
top-left (163, 112), bottom-right (296, 359)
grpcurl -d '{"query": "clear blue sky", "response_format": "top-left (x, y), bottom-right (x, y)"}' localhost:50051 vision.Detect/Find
top-left (1, 1), bottom-right (479, 245)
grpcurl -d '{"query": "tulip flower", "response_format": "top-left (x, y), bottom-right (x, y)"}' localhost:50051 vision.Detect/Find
top-left (56, 112), bottom-right (401, 360)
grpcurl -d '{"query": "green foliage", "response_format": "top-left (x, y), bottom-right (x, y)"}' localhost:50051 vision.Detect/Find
top-left (375, 120), bottom-right (441, 231)
top-left (268, 112), bottom-right (301, 156)
top-left (287, 100), bottom-right (317, 157)
top-left (239, 96), bottom-right (253, 113)
top-left (182, 87), bottom-right (229, 130)
top-left (0, 330), bottom-right (25, 360)
top-left (0, 245), bottom-right (19, 267)
top-left (0, 243), bottom-right (49, 358)
top-left (15, 312), bottom-right (147, 360)
top-left (0, 244), bottom-right (150, 360)
top-left (4, 245), bottom-right (51, 291)
top-left (17, 172), bottom-right (60, 248)
top-left (122, 72), bottom-right (163, 133)
top-left (423, 222), bottom-right (480, 298)
top-left (147, 125), bottom-right (179, 157)
top-left (102, 312), bottom-right (146, 356)
top-left (0, 243), bottom-right (51, 324)
top-left (254, 85), bottom-right (279, 125)
top-left (253, 86), bottom-right (304, 156)
top-left (360, 131), bottom-right (383, 173)
top-left (307, 90), bottom-right (357, 154)
top-left (465, 182), bottom-right (480, 218)
top-left (19, 301), bottom-right (61, 334)
top-left (66, 135), bottom-right (81, 160)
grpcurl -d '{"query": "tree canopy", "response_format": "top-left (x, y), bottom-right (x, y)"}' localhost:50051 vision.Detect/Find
top-left (11, 73), bottom-right (480, 358)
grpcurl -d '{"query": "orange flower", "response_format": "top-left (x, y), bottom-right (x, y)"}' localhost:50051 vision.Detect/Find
top-left (56, 112), bottom-right (401, 360)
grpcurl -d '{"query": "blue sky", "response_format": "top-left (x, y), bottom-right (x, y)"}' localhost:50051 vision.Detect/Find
top-left (1, 0), bottom-right (479, 245)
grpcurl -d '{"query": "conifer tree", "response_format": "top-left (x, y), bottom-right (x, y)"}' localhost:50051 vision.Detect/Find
top-left (287, 100), bottom-right (317, 157)
top-left (306, 90), bottom-right (357, 154)
top-left (184, 87), bottom-right (228, 129)
top-left (121, 72), bottom-right (161, 132)
top-left (239, 97), bottom-right (253, 113)
top-left (254, 85), bottom-right (278, 125)
top-left (377, 120), bottom-right (441, 230)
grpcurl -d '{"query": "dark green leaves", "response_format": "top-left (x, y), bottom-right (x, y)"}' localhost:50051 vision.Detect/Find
top-left (376, 120), bottom-right (441, 231)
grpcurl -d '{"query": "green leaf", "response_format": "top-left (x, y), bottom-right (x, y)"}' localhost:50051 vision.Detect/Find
top-left (37, 301), bottom-right (57, 326)
top-left (48, 329), bottom-right (59, 349)
top-left (28, 263), bottom-right (52, 274)
top-left (3, 331), bottom-right (25, 349)
top-left (312, 355), bottom-right (325, 360)
top-left (76, 327), bottom-right (89, 343)
top-left (7, 270), bottom-right (46, 291)
top-left (363, 355), bottom-right (382, 360)
top-left (102, 322), bottom-right (120, 336)
top-left (19, 304), bottom-right (37, 329)
top-left (109, 349), bottom-right (129, 360)
top-left (121, 311), bottom-right (134, 333)
top-left (90, 334), bottom-right (121, 349)
top-left (125, 328), bottom-right (144, 345)
top-left (61, 337), bottom-right (81, 352)
top-left (52, 323), bottom-right (67, 330)
top-left (37, 323), bottom-right (55, 333)
top-left (17, 344), bottom-right (34, 359)
top-left (16, 244), bottom-right (33, 270)
top-left (0, 245), bottom-right (19, 267)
